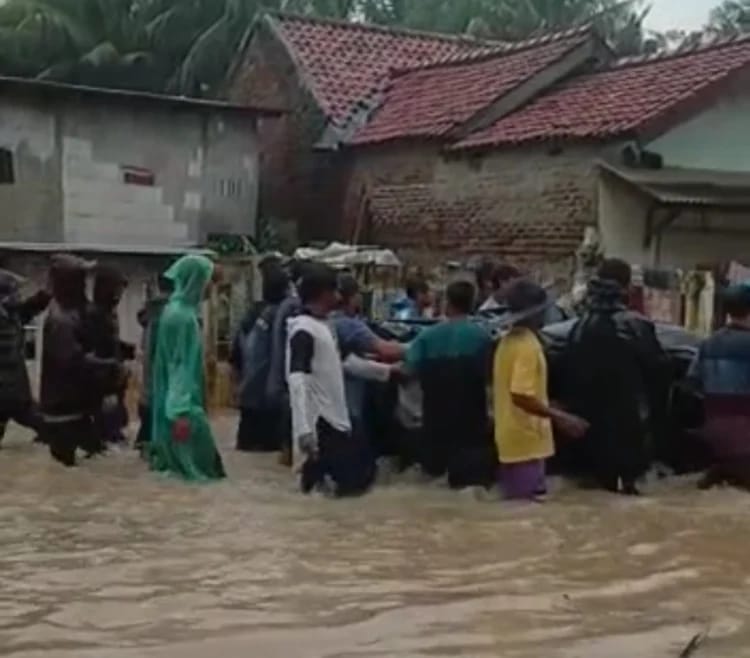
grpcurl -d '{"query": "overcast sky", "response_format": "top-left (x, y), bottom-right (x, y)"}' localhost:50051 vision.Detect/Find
top-left (645, 0), bottom-right (717, 32)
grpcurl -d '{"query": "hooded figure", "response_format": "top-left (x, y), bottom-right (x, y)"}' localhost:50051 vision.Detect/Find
top-left (0, 268), bottom-right (49, 445)
top-left (41, 255), bottom-right (120, 466)
top-left (148, 254), bottom-right (225, 481)
top-left (561, 262), bottom-right (667, 495)
top-left (84, 265), bottom-right (132, 444)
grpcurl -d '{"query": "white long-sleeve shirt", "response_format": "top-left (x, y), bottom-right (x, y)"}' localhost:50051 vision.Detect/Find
top-left (286, 313), bottom-right (350, 466)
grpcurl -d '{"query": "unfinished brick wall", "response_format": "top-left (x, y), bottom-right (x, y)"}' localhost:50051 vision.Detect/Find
top-left (343, 142), bottom-right (602, 276)
top-left (228, 26), bottom-right (349, 241)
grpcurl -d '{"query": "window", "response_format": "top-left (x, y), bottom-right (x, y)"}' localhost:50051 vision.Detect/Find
top-left (121, 165), bottom-right (155, 186)
top-left (218, 178), bottom-right (243, 199)
top-left (0, 148), bottom-right (15, 184)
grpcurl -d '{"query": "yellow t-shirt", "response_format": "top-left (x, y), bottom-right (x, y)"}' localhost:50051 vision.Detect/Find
top-left (493, 327), bottom-right (554, 464)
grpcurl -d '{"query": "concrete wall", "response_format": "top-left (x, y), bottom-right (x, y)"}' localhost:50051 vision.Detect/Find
top-left (598, 174), bottom-right (750, 268)
top-left (0, 99), bottom-right (62, 242)
top-left (0, 94), bottom-right (259, 247)
top-left (649, 83), bottom-right (750, 173)
top-left (345, 142), bottom-right (603, 276)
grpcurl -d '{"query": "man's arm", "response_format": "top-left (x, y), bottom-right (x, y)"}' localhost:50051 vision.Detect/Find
top-left (287, 329), bottom-right (315, 452)
top-left (509, 341), bottom-right (588, 438)
top-left (343, 353), bottom-right (392, 383)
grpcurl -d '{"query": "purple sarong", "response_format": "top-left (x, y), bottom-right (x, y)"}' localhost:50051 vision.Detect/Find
top-left (498, 460), bottom-right (546, 500)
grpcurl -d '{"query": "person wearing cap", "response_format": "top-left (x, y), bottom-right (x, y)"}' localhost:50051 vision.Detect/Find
top-left (40, 255), bottom-right (123, 466)
top-left (560, 258), bottom-right (666, 496)
top-left (399, 280), bottom-right (495, 489)
top-left (689, 284), bottom-right (750, 491)
top-left (493, 279), bottom-right (588, 501)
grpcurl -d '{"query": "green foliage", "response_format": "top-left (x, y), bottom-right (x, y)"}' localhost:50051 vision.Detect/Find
top-left (708, 0), bottom-right (750, 35)
top-left (0, 0), bottom-right (700, 96)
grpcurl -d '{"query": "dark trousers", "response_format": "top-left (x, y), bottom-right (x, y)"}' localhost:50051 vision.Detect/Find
top-left (236, 406), bottom-right (282, 452)
top-left (300, 418), bottom-right (376, 497)
top-left (44, 416), bottom-right (96, 467)
top-left (0, 400), bottom-right (42, 443)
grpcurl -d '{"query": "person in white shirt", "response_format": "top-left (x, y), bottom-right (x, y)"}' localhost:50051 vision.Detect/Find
top-left (286, 263), bottom-right (376, 496)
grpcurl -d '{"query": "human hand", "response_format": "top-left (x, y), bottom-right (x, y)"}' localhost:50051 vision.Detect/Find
top-left (172, 418), bottom-right (190, 443)
top-left (555, 412), bottom-right (589, 439)
top-left (298, 433), bottom-right (318, 458)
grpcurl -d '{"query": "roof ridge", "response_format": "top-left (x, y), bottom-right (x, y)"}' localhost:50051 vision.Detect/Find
top-left (264, 10), bottom-right (501, 47)
top-left (390, 23), bottom-right (595, 75)
top-left (612, 31), bottom-right (750, 70)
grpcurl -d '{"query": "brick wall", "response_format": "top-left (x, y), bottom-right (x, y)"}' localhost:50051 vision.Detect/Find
top-left (228, 27), bottom-right (350, 242)
top-left (344, 142), bottom-right (603, 277)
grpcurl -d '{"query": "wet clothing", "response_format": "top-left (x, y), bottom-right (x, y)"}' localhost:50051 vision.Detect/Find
top-left (404, 318), bottom-right (494, 488)
top-left (149, 255), bottom-right (225, 482)
top-left (41, 256), bottom-right (119, 465)
top-left (236, 302), bottom-right (284, 452)
top-left (0, 273), bottom-right (49, 441)
top-left (229, 301), bottom-right (265, 375)
top-left (561, 277), bottom-right (666, 491)
top-left (331, 312), bottom-right (379, 424)
top-left (498, 459), bottom-right (546, 501)
top-left (493, 328), bottom-right (554, 465)
top-left (287, 312), bottom-right (374, 496)
top-left (689, 324), bottom-right (750, 487)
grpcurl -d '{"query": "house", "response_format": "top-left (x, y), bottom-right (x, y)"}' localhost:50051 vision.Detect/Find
top-left (0, 77), bottom-right (276, 400)
top-left (229, 12), bottom-right (750, 278)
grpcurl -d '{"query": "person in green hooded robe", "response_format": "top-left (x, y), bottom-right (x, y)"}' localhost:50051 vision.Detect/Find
top-left (149, 254), bottom-right (226, 482)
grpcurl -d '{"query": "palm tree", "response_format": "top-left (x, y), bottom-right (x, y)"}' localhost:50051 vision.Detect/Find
top-left (708, 0), bottom-right (750, 35)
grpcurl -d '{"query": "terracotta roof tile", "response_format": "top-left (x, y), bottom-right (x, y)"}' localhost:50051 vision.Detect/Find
top-left (454, 35), bottom-right (750, 149)
top-left (352, 27), bottom-right (594, 145)
top-left (268, 13), bottom-right (495, 126)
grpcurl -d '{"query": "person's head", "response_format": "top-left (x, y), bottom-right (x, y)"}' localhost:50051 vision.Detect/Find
top-left (49, 254), bottom-right (93, 309)
top-left (338, 273), bottom-right (361, 316)
top-left (405, 275), bottom-right (431, 311)
top-left (445, 280), bottom-right (475, 318)
top-left (491, 264), bottom-right (522, 301)
top-left (93, 265), bottom-right (127, 309)
top-left (262, 266), bottom-right (290, 305)
top-left (507, 279), bottom-right (550, 330)
top-left (259, 253), bottom-right (282, 275)
top-left (163, 254), bottom-right (215, 307)
top-left (298, 262), bottom-right (338, 315)
top-left (724, 285), bottom-right (750, 326)
top-left (475, 260), bottom-right (495, 300)
top-left (597, 258), bottom-right (632, 291)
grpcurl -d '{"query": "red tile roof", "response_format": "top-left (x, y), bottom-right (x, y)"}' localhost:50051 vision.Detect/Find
top-left (266, 13), bottom-right (496, 127)
top-left (352, 27), bottom-right (594, 145)
top-left (454, 35), bottom-right (750, 149)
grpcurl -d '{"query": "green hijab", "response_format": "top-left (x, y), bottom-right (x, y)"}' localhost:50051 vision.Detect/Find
top-left (164, 254), bottom-right (214, 307)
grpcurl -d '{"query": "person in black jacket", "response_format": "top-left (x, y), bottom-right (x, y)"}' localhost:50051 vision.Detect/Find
top-left (0, 268), bottom-right (50, 447)
top-left (84, 265), bottom-right (133, 446)
top-left (41, 255), bottom-right (122, 466)
top-left (561, 258), bottom-right (668, 495)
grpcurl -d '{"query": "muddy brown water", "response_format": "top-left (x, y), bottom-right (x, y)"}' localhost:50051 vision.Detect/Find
top-left (1, 415), bottom-right (750, 658)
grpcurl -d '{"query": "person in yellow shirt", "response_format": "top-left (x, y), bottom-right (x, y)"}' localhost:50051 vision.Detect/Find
top-left (494, 280), bottom-right (588, 500)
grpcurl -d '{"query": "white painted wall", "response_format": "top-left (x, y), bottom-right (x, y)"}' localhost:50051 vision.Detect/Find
top-left (599, 175), bottom-right (750, 268)
top-left (649, 86), bottom-right (750, 172)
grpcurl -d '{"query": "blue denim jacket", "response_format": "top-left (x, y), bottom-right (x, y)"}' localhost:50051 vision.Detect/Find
top-left (690, 325), bottom-right (750, 397)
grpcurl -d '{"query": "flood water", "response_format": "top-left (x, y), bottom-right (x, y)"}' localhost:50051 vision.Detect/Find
top-left (2, 415), bottom-right (750, 658)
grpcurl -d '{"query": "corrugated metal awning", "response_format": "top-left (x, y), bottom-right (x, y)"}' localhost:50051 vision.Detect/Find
top-left (598, 160), bottom-right (750, 209)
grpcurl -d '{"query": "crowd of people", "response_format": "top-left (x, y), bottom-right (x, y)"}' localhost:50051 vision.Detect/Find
top-left (1, 250), bottom-right (749, 501)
